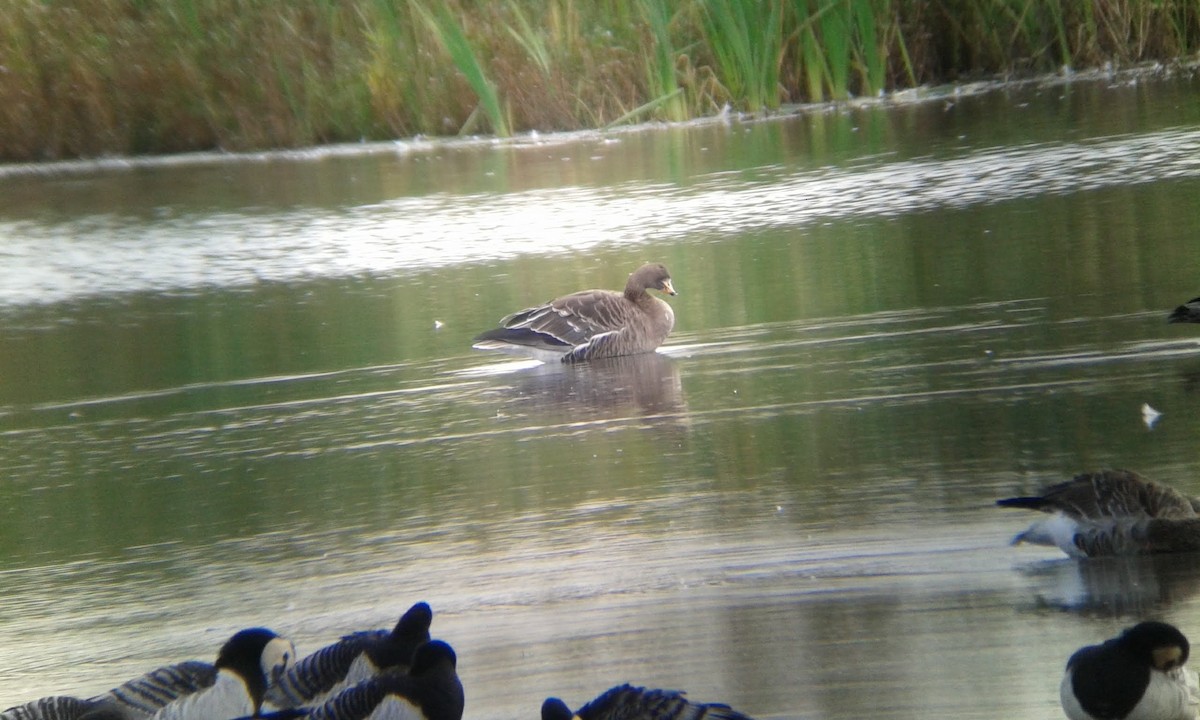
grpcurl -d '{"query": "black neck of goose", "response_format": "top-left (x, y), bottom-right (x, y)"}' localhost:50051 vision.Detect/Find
top-left (218, 654), bottom-right (267, 713)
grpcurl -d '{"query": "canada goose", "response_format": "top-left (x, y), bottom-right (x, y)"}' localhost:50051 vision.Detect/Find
top-left (1062, 621), bottom-right (1199, 720)
top-left (473, 263), bottom-right (676, 362)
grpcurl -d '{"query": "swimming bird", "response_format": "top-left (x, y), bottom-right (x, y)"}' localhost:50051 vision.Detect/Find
top-left (472, 263), bottom-right (677, 363)
top-left (1169, 297), bottom-right (1200, 324)
top-left (541, 685), bottom-right (756, 720)
top-left (1062, 621), bottom-right (1199, 720)
top-left (997, 469), bottom-right (1200, 557)
top-left (244, 640), bottom-right (463, 720)
top-left (264, 602), bottom-right (433, 711)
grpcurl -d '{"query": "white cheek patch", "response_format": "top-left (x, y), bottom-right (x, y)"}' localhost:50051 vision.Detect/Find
top-left (262, 637), bottom-right (298, 683)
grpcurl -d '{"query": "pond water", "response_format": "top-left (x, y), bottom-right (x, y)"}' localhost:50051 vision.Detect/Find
top-left (5, 69), bottom-right (1200, 719)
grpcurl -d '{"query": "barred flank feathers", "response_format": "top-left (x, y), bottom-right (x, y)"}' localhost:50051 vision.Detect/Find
top-left (96, 661), bottom-right (218, 716)
top-left (305, 673), bottom-right (396, 720)
top-left (576, 685), bottom-right (757, 720)
top-left (0, 696), bottom-right (95, 720)
top-left (265, 631), bottom-right (387, 709)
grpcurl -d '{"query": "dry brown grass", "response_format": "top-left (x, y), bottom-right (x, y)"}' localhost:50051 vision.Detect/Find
top-left (1, 0), bottom-right (1199, 161)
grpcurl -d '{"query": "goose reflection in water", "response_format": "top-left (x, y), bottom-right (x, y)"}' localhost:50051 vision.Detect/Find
top-left (488, 352), bottom-right (688, 421)
top-left (1015, 553), bottom-right (1200, 616)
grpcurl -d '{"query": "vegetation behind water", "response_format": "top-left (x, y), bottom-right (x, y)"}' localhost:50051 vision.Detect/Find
top-left (3, 0), bottom-right (1200, 162)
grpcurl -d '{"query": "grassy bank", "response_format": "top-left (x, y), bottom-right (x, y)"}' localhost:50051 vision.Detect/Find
top-left (2, 0), bottom-right (1199, 162)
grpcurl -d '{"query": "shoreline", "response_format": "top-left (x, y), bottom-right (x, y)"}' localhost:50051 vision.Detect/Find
top-left (2, 59), bottom-right (1195, 181)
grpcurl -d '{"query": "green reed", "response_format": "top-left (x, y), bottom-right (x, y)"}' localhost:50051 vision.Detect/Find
top-left (2, 0), bottom-right (1200, 161)
top-left (698, 0), bottom-right (784, 111)
top-left (414, 2), bottom-right (510, 136)
top-left (637, 0), bottom-right (689, 122)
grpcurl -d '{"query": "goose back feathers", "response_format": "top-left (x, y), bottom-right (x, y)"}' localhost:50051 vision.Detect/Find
top-left (997, 469), bottom-right (1200, 521)
top-left (266, 602), bottom-right (433, 711)
top-left (250, 640), bottom-right (463, 720)
top-left (0, 697), bottom-right (99, 720)
top-left (541, 685), bottom-right (756, 720)
top-left (92, 661), bottom-right (218, 718)
top-left (473, 263), bottom-right (676, 362)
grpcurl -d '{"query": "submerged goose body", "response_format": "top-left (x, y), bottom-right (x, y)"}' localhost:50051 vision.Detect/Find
top-left (266, 602), bottom-right (433, 711)
top-left (472, 263), bottom-right (676, 363)
top-left (1062, 621), bottom-right (1199, 720)
top-left (541, 685), bottom-right (756, 720)
top-left (997, 469), bottom-right (1200, 557)
top-left (250, 640), bottom-right (463, 720)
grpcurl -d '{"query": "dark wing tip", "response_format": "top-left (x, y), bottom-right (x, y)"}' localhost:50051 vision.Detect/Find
top-left (995, 496), bottom-right (1047, 510)
top-left (473, 327), bottom-right (571, 348)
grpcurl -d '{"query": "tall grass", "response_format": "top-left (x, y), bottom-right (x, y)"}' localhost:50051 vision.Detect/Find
top-left (1, 0), bottom-right (1200, 161)
top-left (637, 0), bottom-right (689, 122)
top-left (413, 2), bottom-right (511, 136)
top-left (699, 0), bottom-right (784, 111)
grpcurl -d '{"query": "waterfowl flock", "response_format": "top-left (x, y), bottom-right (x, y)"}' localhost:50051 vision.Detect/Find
top-left (996, 470), bottom-right (1200, 716)
top-left (979, 298), bottom-right (1200, 717)
top-left (0, 602), bottom-right (755, 720)
top-left (9, 275), bottom-right (1200, 720)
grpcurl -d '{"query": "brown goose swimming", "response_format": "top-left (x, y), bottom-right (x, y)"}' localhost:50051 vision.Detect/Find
top-left (997, 469), bottom-right (1200, 557)
top-left (472, 263), bottom-right (676, 363)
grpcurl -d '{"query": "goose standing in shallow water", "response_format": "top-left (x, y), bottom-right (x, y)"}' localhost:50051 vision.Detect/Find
top-left (541, 685), bottom-right (756, 720)
top-left (997, 469), bottom-right (1200, 557)
top-left (472, 263), bottom-right (676, 363)
top-left (265, 602), bottom-right (432, 711)
top-left (1062, 621), bottom-right (1199, 720)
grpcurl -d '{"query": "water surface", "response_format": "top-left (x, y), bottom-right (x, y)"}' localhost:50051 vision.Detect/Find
top-left (5, 72), bottom-right (1200, 719)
